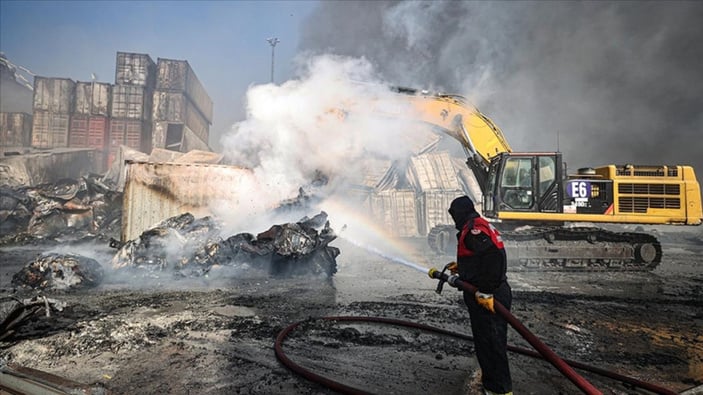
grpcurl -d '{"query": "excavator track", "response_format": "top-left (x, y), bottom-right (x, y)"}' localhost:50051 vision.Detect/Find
top-left (427, 225), bottom-right (662, 271)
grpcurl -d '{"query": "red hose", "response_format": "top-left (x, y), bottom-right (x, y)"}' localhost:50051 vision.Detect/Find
top-left (274, 320), bottom-right (371, 395)
top-left (274, 315), bottom-right (678, 395)
top-left (448, 274), bottom-right (602, 394)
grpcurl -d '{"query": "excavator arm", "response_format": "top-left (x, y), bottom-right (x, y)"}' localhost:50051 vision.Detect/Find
top-left (389, 90), bottom-right (512, 193)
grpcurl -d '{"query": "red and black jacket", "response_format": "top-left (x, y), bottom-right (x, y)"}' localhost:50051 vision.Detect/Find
top-left (456, 216), bottom-right (508, 293)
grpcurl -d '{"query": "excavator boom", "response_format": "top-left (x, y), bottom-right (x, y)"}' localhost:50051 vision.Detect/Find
top-left (383, 91), bottom-right (512, 192)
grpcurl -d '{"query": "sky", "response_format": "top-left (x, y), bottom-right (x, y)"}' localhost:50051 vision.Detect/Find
top-left (2, 0), bottom-right (702, 192)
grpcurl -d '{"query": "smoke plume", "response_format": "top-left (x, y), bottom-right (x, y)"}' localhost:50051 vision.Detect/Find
top-left (219, 55), bottom-right (436, 234)
top-left (297, 1), bottom-right (703, 174)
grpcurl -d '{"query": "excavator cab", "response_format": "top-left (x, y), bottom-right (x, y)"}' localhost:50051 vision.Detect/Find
top-left (483, 152), bottom-right (563, 220)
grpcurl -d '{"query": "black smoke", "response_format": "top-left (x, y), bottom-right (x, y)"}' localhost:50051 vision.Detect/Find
top-left (298, 1), bottom-right (703, 176)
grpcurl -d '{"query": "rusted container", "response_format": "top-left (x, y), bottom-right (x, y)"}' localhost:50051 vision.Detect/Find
top-left (107, 118), bottom-right (151, 168)
top-left (69, 115), bottom-right (108, 148)
top-left (110, 85), bottom-right (151, 120)
top-left (115, 52), bottom-right (156, 88)
top-left (121, 161), bottom-right (257, 242)
top-left (68, 115), bottom-right (107, 172)
top-left (31, 110), bottom-right (70, 148)
top-left (33, 77), bottom-right (75, 113)
top-left (0, 112), bottom-right (32, 147)
top-left (155, 58), bottom-right (213, 123)
top-left (152, 91), bottom-right (209, 142)
top-left (74, 82), bottom-right (111, 116)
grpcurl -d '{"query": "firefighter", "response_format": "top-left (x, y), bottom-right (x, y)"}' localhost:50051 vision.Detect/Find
top-left (448, 195), bottom-right (512, 395)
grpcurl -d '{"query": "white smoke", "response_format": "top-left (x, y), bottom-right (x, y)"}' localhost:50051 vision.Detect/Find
top-left (218, 54), bottom-right (433, 234)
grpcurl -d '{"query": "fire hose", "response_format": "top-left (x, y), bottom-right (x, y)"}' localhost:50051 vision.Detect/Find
top-left (274, 268), bottom-right (679, 395)
top-left (431, 267), bottom-right (601, 394)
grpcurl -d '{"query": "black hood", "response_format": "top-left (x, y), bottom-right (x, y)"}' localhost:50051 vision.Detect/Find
top-left (448, 195), bottom-right (479, 230)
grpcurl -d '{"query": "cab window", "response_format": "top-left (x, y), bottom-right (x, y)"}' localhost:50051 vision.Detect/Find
top-left (538, 156), bottom-right (556, 197)
top-left (500, 157), bottom-right (533, 209)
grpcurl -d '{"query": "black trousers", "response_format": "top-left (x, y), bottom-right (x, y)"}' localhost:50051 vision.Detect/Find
top-left (463, 281), bottom-right (512, 393)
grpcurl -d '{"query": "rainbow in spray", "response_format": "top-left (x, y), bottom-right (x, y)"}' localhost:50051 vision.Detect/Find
top-left (320, 196), bottom-right (433, 275)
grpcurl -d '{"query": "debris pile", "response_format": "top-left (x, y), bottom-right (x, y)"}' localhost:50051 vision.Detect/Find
top-left (111, 211), bottom-right (339, 278)
top-left (0, 296), bottom-right (66, 341)
top-left (0, 175), bottom-right (121, 245)
top-left (11, 253), bottom-right (104, 290)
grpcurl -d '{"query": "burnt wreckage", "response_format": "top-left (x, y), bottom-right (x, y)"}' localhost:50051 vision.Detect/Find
top-left (2, 175), bottom-right (340, 291)
top-left (0, 175), bottom-right (121, 244)
top-left (8, 211), bottom-right (338, 289)
top-left (111, 211), bottom-right (338, 278)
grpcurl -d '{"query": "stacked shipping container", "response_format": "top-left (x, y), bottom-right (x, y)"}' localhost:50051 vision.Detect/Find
top-left (31, 77), bottom-right (74, 148)
top-left (74, 81), bottom-right (111, 116)
top-left (0, 112), bottom-right (32, 147)
top-left (115, 51), bottom-right (157, 88)
top-left (152, 58), bottom-right (212, 152)
top-left (25, 52), bottom-right (212, 174)
top-left (107, 52), bottom-right (157, 168)
top-left (68, 81), bottom-right (112, 171)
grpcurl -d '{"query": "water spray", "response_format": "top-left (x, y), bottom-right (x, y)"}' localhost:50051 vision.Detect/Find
top-left (339, 235), bottom-right (430, 275)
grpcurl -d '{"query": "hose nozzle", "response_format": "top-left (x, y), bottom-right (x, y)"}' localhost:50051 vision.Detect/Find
top-left (428, 268), bottom-right (440, 279)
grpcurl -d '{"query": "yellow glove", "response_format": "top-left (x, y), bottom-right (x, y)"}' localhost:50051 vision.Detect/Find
top-left (446, 261), bottom-right (458, 275)
top-left (475, 292), bottom-right (495, 313)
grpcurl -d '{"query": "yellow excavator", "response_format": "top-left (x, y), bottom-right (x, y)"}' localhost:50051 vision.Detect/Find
top-left (377, 87), bottom-right (702, 270)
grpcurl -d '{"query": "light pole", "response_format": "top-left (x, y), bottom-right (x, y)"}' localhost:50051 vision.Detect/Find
top-left (266, 37), bottom-right (280, 83)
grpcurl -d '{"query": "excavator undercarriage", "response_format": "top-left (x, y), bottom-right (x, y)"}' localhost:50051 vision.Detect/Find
top-left (427, 224), bottom-right (662, 271)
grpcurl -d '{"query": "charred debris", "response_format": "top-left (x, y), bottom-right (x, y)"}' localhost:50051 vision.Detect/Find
top-left (0, 175), bottom-right (121, 245)
top-left (2, 173), bottom-right (339, 292)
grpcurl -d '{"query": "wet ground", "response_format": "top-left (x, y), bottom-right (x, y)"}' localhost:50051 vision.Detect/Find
top-left (1, 225), bottom-right (702, 394)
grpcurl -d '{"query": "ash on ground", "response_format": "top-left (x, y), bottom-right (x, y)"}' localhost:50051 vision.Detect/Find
top-left (0, 223), bottom-right (701, 394)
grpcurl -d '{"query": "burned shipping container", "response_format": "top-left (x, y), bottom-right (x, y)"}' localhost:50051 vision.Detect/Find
top-left (69, 115), bottom-right (108, 172)
top-left (73, 81), bottom-right (111, 116)
top-left (121, 161), bottom-right (258, 242)
top-left (69, 115), bottom-right (108, 149)
top-left (0, 148), bottom-right (101, 187)
top-left (152, 90), bottom-right (209, 142)
top-left (180, 125), bottom-right (210, 152)
top-left (155, 58), bottom-right (213, 123)
top-left (369, 190), bottom-right (420, 237)
top-left (32, 77), bottom-right (75, 113)
top-left (152, 121), bottom-right (209, 153)
top-left (107, 119), bottom-right (151, 169)
top-left (407, 151), bottom-right (464, 192)
top-left (406, 151), bottom-right (471, 234)
top-left (110, 84), bottom-right (152, 121)
top-left (418, 190), bottom-right (463, 235)
top-left (115, 51), bottom-right (156, 88)
top-left (31, 110), bottom-right (70, 148)
top-left (0, 112), bottom-right (32, 147)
